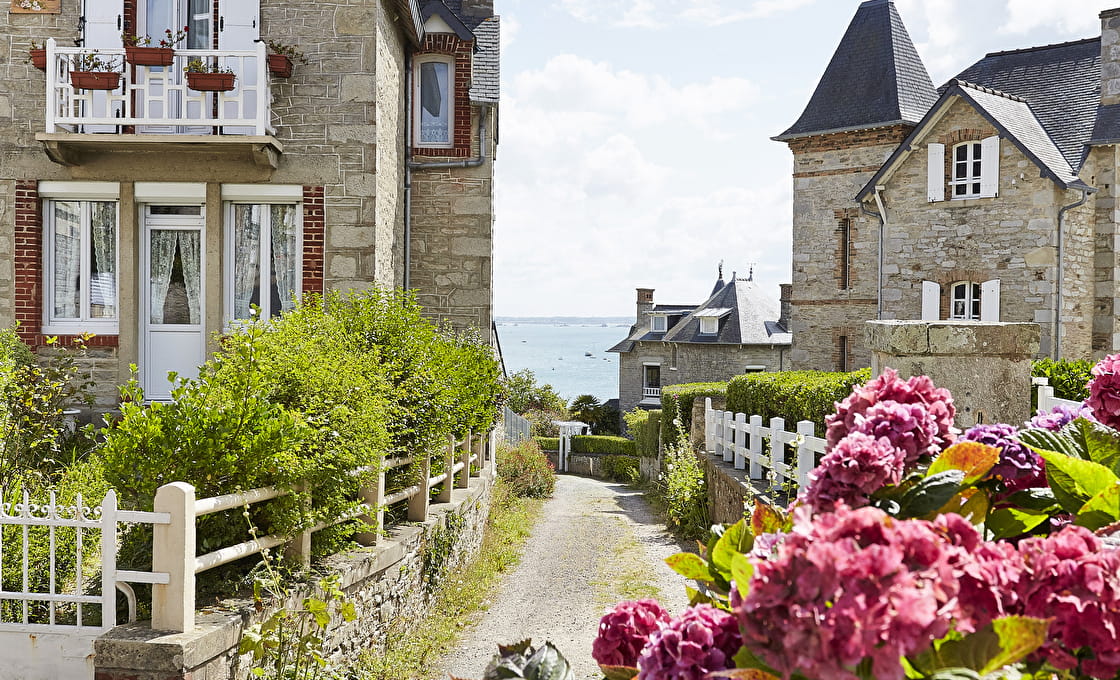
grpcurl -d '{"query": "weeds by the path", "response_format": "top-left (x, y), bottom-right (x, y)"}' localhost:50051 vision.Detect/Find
top-left (358, 481), bottom-right (544, 680)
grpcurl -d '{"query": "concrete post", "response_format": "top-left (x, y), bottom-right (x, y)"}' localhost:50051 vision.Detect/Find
top-left (357, 467), bottom-right (385, 546)
top-left (284, 483), bottom-right (312, 569)
top-left (437, 435), bottom-right (455, 503)
top-left (734, 412), bottom-right (747, 470)
top-left (866, 320), bottom-right (1040, 429)
top-left (152, 482), bottom-right (196, 633)
top-left (408, 454), bottom-right (430, 522)
top-left (457, 431), bottom-right (471, 488)
top-left (471, 435), bottom-right (484, 477)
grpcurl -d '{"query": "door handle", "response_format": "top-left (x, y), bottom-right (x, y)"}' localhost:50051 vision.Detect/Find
top-left (117, 14), bottom-right (121, 30)
top-left (220, 16), bottom-right (224, 31)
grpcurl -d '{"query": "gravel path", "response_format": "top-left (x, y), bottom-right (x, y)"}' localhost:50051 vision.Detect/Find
top-left (435, 475), bottom-right (691, 679)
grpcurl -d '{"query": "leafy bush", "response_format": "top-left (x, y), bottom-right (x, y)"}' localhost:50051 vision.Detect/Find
top-left (571, 435), bottom-right (636, 455)
top-left (623, 408), bottom-right (661, 458)
top-left (1032, 357), bottom-right (1092, 401)
top-left (504, 368), bottom-right (567, 414)
top-left (659, 424), bottom-right (709, 539)
top-left (725, 368), bottom-right (872, 436)
top-left (497, 440), bottom-right (555, 498)
top-left (523, 407), bottom-right (567, 437)
top-left (660, 383), bottom-right (728, 448)
top-left (533, 436), bottom-right (559, 451)
top-left (601, 454), bottom-right (640, 484)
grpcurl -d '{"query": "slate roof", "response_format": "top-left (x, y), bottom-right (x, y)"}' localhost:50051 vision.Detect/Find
top-left (421, 0), bottom-right (475, 41)
top-left (774, 0), bottom-right (936, 141)
top-left (952, 37), bottom-right (1100, 171)
top-left (470, 17), bottom-right (500, 103)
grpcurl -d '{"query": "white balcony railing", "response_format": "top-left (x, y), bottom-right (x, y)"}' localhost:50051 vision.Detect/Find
top-left (44, 38), bottom-right (274, 136)
top-left (644, 386), bottom-right (661, 399)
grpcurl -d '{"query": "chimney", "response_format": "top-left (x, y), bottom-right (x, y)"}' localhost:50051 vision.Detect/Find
top-left (636, 288), bottom-right (655, 324)
top-left (460, 0), bottom-right (494, 17)
top-left (1103, 8), bottom-right (1120, 106)
top-left (779, 284), bottom-right (793, 331)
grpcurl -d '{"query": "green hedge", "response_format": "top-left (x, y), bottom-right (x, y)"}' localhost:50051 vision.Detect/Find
top-left (660, 382), bottom-right (728, 447)
top-left (572, 435), bottom-right (636, 455)
top-left (1032, 358), bottom-right (1092, 402)
top-left (635, 409), bottom-right (661, 457)
top-left (725, 368), bottom-right (872, 436)
top-left (534, 436), bottom-right (559, 451)
top-left (601, 455), bottom-right (640, 483)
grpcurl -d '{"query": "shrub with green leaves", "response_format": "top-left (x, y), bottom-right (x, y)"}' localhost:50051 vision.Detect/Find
top-left (496, 440), bottom-right (555, 498)
top-left (660, 383), bottom-right (728, 448)
top-left (571, 435), bottom-right (636, 455)
top-left (660, 423), bottom-right (709, 540)
top-left (1032, 357), bottom-right (1092, 402)
top-left (601, 454), bottom-right (640, 484)
top-left (726, 368), bottom-right (871, 436)
top-left (533, 436), bottom-right (559, 451)
top-left (623, 408), bottom-right (661, 458)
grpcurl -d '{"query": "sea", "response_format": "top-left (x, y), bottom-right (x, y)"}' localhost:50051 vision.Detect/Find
top-left (495, 317), bottom-right (633, 404)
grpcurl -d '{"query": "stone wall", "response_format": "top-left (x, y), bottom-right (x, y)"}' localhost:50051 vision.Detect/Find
top-left (94, 472), bottom-right (494, 680)
top-left (698, 451), bottom-right (752, 525)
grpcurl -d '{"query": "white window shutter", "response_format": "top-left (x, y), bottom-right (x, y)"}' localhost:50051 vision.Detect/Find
top-left (980, 279), bottom-right (1001, 321)
top-left (980, 136), bottom-right (1000, 198)
top-left (921, 281), bottom-right (941, 320)
top-left (218, 0), bottom-right (260, 49)
top-left (927, 143), bottom-right (945, 202)
top-left (82, 0), bottom-right (121, 48)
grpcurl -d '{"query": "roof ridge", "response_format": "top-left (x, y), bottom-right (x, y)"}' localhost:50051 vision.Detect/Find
top-left (983, 36), bottom-right (1099, 59)
top-left (954, 79), bottom-right (1027, 103)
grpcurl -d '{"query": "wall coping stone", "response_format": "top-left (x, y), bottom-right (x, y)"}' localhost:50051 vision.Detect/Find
top-left (866, 320), bottom-right (1040, 358)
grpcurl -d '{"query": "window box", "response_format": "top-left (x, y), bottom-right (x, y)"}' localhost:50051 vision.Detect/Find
top-left (70, 71), bottom-right (120, 91)
top-left (29, 47), bottom-right (46, 70)
top-left (267, 54), bottom-right (293, 78)
top-left (186, 71), bottom-right (235, 92)
top-left (125, 46), bottom-right (175, 67)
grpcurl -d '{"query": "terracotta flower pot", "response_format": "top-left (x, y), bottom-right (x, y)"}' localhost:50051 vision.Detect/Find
top-left (29, 48), bottom-right (46, 70)
top-left (70, 71), bottom-right (120, 90)
top-left (186, 71), bottom-right (236, 92)
top-left (267, 53), bottom-right (293, 78)
top-left (125, 46), bottom-right (174, 67)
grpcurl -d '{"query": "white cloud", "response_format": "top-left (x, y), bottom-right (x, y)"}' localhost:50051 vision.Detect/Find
top-left (501, 15), bottom-right (521, 51)
top-left (554, 0), bottom-right (818, 28)
top-left (1001, 0), bottom-right (1114, 35)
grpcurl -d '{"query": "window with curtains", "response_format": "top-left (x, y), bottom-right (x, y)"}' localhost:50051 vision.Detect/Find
top-left (226, 204), bottom-right (301, 321)
top-left (45, 200), bottom-right (119, 332)
top-left (414, 55), bottom-right (454, 147)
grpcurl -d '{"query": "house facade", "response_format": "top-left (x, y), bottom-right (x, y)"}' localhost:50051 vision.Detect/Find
top-left (2, 0), bottom-right (498, 405)
top-left (778, 0), bottom-right (1117, 370)
top-left (609, 273), bottom-right (791, 415)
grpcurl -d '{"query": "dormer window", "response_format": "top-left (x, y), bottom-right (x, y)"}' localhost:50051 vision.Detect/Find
top-left (414, 56), bottom-right (455, 148)
top-left (699, 317), bottom-right (718, 335)
top-left (927, 136), bottom-right (999, 202)
top-left (951, 142), bottom-right (982, 198)
top-left (650, 314), bottom-right (667, 333)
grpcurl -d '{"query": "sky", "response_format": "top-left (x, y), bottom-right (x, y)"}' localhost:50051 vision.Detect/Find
top-left (490, 0), bottom-right (1120, 318)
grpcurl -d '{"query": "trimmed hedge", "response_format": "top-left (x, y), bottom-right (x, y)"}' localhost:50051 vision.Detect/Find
top-left (533, 436), bottom-right (560, 451)
top-left (1032, 358), bottom-right (1092, 402)
top-left (572, 435), bottom-right (636, 455)
top-left (601, 455), bottom-right (640, 483)
top-left (635, 409), bottom-right (661, 458)
top-left (725, 368), bottom-right (872, 436)
top-left (660, 382), bottom-right (729, 447)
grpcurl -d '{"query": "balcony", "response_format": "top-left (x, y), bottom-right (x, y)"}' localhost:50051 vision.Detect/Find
top-left (36, 39), bottom-right (282, 168)
top-left (643, 386), bottom-right (661, 399)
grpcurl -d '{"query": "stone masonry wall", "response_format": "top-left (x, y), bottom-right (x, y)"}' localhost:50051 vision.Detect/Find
top-left (1089, 144), bottom-right (1120, 356)
top-left (617, 341), bottom-right (785, 415)
top-left (94, 473), bottom-right (494, 680)
top-left (786, 125), bottom-right (912, 371)
top-left (875, 101), bottom-right (1095, 359)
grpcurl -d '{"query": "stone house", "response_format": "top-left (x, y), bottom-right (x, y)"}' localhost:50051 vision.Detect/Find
top-left (777, 0), bottom-right (1120, 370)
top-left (608, 271), bottom-right (791, 415)
top-left (2, 0), bottom-right (498, 404)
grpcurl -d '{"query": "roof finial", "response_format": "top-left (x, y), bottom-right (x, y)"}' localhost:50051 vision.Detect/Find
top-left (718, 259), bottom-right (724, 280)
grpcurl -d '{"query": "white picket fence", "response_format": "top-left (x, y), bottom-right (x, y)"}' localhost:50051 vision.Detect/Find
top-left (703, 397), bottom-right (827, 493)
top-left (1034, 376), bottom-right (1083, 413)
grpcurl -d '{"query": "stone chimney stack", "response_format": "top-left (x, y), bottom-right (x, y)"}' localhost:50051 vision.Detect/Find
top-left (779, 284), bottom-right (793, 331)
top-left (460, 0), bottom-right (494, 17)
top-left (636, 288), bottom-right (655, 324)
top-left (1102, 8), bottom-right (1120, 106)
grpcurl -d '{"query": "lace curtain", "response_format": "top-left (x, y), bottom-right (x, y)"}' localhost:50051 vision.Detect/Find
top-left (231, 204), bottom-right (299, 320)
top-left (270, 205), bottom-right (298, 315)
top-left (232, 205), bottom-right (262, 320)
top-left (149, 229), bottom-right (201, 325)
top-left (90, 202), bottom-right (117, 319)
top-left (52, 201), bottom-right (81, 319)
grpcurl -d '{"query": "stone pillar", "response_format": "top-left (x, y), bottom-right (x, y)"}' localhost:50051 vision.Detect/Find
top-left (1101, 9), bottom-right (1120, 107)
top-left (866, 320), bottom-right (1040, 429)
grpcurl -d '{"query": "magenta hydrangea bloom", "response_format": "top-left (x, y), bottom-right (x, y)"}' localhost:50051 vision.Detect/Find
top-left (593, 599), bottom-right (672, 668)
top-left (961, 423), bottom-right (1041, 483)
top-left (1087, 354), bottom-right (1120, 430)
top-left (826, 368), bottom-right (956, 463)
top-left (734, 506), bottom-right (962, 680)
top-left (1017, 525), bottom-right (1120, 678)
top-left (1028, 402), bottom-right (1094, 431)
top-left (636, 604), bottom-right (740, 680)
top-left (800, 432), bottom-right (905, 513)
top-left (932, 513), bottom-right (1022, 632)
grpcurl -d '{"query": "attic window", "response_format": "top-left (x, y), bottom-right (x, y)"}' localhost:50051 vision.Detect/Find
top-left (951, 142), bottom-right (983, 198)
top-left (929, 136), bottom-right (999, 202)
top-left (414, 56), bottom-right (454, 148)
top-left (650, 314), bottom-right (667, 333)
top-left (699, 317), bottom-right (718, 335)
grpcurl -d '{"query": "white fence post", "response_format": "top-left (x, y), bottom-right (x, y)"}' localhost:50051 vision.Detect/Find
top-left (768, 417), bottom-right (785, 492)
top-left (152, 482), bottom-right (196, 633)
top-left (722, 410), bottom-right (734, 464)
top-left (748, 415), bottom-right (763, 479)
top-left (734, 412), bottom-right (747, 470)
top-left (795, 421), bottom-right (817, 489)
top-left (704, 398), bottom-right (714, 453)
top-left (472, 434), bottom-right (484, 477)
top-left (100, 490), bottom-right (118, 629)
top-left (284, 483), bottom-right (312, 569)
top-left (438, 435), bottom-right (456, 503)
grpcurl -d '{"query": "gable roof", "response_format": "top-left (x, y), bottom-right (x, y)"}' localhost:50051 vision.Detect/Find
top-left (855, 80), bottom-right (1091, 201)
top-left (774, 0), bottom-right (936, 141)
top-left (421, 0), bottom-right (476, 42)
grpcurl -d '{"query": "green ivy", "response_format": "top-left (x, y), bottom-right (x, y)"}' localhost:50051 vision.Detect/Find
top-left (726, 369), bottom-right (871, 436)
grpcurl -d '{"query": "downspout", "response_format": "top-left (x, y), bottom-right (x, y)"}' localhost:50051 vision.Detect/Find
top-left (404, 52), bottom-right (413, 290)
top-left (860, 186), bottom-right (887, 320)
top-left (409, 104), bottom-right (491, 170)
top-left (1055, 187), bottom-right (1094, 359)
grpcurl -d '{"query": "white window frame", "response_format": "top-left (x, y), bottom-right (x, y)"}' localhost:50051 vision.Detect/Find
top-left (650, 314), bottom-right (667, 333)
top-left (223, 201), bottom-right (304, 324)
top-left (950, 281), bottom-right (982, 320)
top-left (950, 142), bottom-right (983, 199)
top-left (413, 54), bottom-right (455, 149)
top-left (42, 192), bottom-right (121, 336)
top-left (699, 317), bottom-right (718, 335)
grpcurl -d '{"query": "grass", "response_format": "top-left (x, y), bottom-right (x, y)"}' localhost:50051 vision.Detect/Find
top-left (591, 514), bottom-right (661, 610)
top-left (358, 480), bottom-right (545, 680)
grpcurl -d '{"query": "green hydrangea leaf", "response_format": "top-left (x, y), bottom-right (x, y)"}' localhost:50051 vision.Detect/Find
top-left (1075, 482), bottom-right (1120, 530)
top-left (665, 552), bottom-right (713, 581)
top-left (711, 519), bottom-right (753, 580)
top-left (986, 507), bottom-right (1051, 539)
top-left (927, 442), bottom-right (1000, 485)
top-left (1036, 449), bottom-right (1119, 513)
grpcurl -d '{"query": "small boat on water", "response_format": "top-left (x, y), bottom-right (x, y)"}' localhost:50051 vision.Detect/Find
top-left (585, 352), bottom-right (592, 357)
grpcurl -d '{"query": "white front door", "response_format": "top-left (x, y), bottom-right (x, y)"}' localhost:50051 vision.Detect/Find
top-left (141, 205), bottom-right (206, 400)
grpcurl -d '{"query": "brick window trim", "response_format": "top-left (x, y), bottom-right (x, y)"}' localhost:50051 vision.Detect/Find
top-left (929, 269), bottom-right (992, 321)
top-left (832, 327), bottom-right (859, 372)
top-left (302, 186), bottom-right (325, 297)
top-left (412, 34), bottom-right (474, 159)
top-left (833, 208), bottom-right (860, 291)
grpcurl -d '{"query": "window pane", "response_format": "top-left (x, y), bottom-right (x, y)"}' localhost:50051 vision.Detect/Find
top-left (973, 160), bottom-right (982, 178)
top-left (973, 143), bottom-right (981, 159)
top-left (52, 202), bottom-right (82, 319)
top-left (269, 204), bottom-right (299, 317)
top-left (232, 205), bottom-right (263, 320)
top-left (149, 230), bottom-right (201, 325)
top-left (645, 365), bottom-right (660, 387)
top-left (89, 202), bottom-right (117, 319)
top-left (955, 162), bottom-right (967, 179)
top-left (956, 145), bottom-right (967, 161)
top-left (150, 205), bottom-right (202, 216)
top-left (419, 61), bottom-right (450, 144)
top-left (187, 0), bottom-right (210, 49)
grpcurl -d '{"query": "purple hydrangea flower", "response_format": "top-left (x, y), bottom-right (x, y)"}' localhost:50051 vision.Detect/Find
top-left (636, 604), bottom-right (740, 680)
top-left (961, 423), bottom-right (1041, 482)
top-left (800, 432), bottom-right (905, 513)
top-left (1028, 402), bottom-right (1094, 431)
top-left (593, 599), bottom-right (672, 668)
top-left (1087, 354), bottom-right (1120, 430)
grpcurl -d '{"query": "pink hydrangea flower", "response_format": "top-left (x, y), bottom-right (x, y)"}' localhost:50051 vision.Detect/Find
top-left (826, 368), bottom-right (956, 463)
top-left (636, 604), bottom-right (740, 680)
top-left (1028, 402), bottom-right (1094, 431)
top-left (593, 599), bottom-right (671, 668)
top-left (1087, 354), bottom-right (1120, 429)
top-left (1017, 525), bottom-right (1120, 678)
top-left (800, 432), bottom-right (905, 513)
top-left (932, 513), bottom-right (1022, 632)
